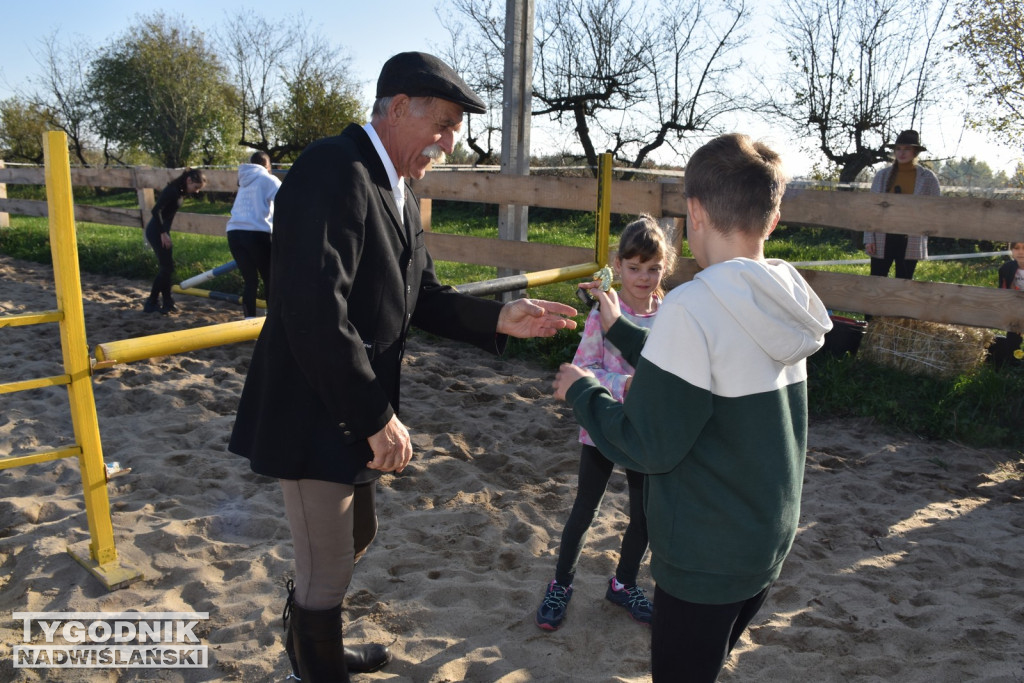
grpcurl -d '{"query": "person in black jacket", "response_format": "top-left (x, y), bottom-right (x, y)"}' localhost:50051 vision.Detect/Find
top-left (143, 168), bottom-right (207, 313)
top-left (998, 241), bottom-right (1024, 291)
top-left (998, 241), bottom-right (1024, 359)
top-left (228, 52), bottom-right (577, 682)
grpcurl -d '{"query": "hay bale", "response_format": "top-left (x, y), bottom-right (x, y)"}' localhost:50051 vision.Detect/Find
top-left (859, 317), bottom-right (995, 378)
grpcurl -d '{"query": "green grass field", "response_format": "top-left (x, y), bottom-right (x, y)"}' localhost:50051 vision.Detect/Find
top-left (1, 193), bottom-right (1021, 449)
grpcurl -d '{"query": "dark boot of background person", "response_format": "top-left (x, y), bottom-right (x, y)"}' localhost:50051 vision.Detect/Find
top-left (283, 580), bottom-right (392, 681)
top-left (159, 295), bottom-right (177, 315)
top-left (142, 296), bottom-right (159, 313)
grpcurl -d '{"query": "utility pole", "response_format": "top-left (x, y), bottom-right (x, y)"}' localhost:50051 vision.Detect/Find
top-left (497, 0), bottom-right (534, 300)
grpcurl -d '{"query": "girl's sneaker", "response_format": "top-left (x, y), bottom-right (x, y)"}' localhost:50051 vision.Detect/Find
top-left (535, 580), bottom-right (573, 631)
top-left (605, 577), bottom-right (653, 624)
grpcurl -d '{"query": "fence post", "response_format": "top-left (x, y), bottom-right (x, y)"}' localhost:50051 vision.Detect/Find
top-left (420, 197), bottom-right (432, 232)
top-left (658, 176), bottom-right (683, 256)
top-left (0, 159), bottom-right (9, 228)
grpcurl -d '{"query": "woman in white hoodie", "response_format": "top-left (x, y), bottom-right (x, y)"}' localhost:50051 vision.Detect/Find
top-left (226, 151), bottom-right (282, 317)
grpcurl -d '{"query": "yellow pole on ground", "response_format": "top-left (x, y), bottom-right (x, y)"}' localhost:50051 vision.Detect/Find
top-left (43, 131), bottom-right (143, 590)
top-left (171, 284), bottom-right (267, 310)
top-left (93, 317), bottom-right (264, 367)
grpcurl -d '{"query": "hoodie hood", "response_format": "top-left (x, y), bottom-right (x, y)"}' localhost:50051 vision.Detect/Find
top-left (697, 258), bottom-right (832, 365)
top-left (237, 163), bottom-right (268, 188)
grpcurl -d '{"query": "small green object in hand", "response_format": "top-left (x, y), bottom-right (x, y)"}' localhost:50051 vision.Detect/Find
top-left (575, 265), bottom-right (614, 308)
top-left (594, 265), bottom-right (614, 291)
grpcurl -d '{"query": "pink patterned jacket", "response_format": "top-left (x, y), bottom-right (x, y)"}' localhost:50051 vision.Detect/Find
top-left (572, 298), bottom-right (660, 446)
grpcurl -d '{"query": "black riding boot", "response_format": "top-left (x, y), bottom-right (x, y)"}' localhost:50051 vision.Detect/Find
top-left (282, 580), bottom-right (392, 680)
top-left (284, 580), bottom-right (301, 678)
top-left (283, 580), bottom-right (348, 682)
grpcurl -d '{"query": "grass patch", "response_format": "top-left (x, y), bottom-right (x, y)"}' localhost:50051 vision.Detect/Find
top-left (808, 351), bottom-right (1023, 448)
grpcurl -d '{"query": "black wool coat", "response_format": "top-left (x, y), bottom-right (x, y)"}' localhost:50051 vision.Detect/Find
top-left (229, 124), bottom-right (506, 484)
top-left (999, 259), bottom-right (1019, 289)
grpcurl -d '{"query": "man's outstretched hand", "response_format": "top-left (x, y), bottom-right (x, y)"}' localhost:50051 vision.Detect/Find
top-left (497, 298), bottom-right (578, 338)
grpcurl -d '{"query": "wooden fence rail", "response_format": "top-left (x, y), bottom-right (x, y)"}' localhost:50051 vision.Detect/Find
top-left (1, 165), bottom-right (1022, 332)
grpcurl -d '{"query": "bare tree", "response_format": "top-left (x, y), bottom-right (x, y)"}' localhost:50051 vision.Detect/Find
top-left (446, 0), bottom-right (749, 174)
top-left (766, 0), bottom-right (950, 182)
top-left (623, 0), bottom-right (748, 173)
top-left (29, 31), bottom-right (97, 166)
top-left (440, 3), bottom-right (504, 165)
top-left (531, 0), bottom-right (650, 170)
top-left (219, 13), bottom-right (293, 159)
top-left (218, 13), bottom-right (364, 162)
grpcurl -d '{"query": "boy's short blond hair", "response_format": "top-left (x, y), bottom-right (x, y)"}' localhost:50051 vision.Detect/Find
top-left (684, 133), bottom-right (786, 236)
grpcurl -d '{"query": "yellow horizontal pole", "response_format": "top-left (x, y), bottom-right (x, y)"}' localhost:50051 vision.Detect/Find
top-left (455, 261), bottom-right (601, 297)
top-left (94, 317), bottom-right (264, 367)
top-left (522, 261), bottom-right (602, 288)
top-left (0, 446), bottom-right (81, 471)
top-left (172, 285), bottom-right (266, 310)
top-left (0, 374), bottom-right (71, 395)
top-left (0, 310), bottom-right (63, 328)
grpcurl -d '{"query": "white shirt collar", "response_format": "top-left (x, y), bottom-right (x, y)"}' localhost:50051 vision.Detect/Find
top-left (363, 122), bottom-right (403, 196)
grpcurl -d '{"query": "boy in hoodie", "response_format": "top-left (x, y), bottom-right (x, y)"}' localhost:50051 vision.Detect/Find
top-left (553, 133), bottom-right (832, 682)
top-left (226, 151), bottom-right (282, 318)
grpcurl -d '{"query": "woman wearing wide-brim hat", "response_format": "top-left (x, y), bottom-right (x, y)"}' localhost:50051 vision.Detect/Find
top-left (863, 129), bottom-right (941, 279)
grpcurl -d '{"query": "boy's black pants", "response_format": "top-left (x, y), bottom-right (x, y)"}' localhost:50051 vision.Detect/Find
top-left (651, 583), bottom-right (771, 682)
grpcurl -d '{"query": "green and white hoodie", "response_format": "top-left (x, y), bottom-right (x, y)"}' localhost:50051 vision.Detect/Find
top-left (566, 257), bottom-right (832, 604)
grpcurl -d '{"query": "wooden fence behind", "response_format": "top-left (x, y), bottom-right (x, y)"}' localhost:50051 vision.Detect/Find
top-left (1, 164), bottom-right (1022, 332)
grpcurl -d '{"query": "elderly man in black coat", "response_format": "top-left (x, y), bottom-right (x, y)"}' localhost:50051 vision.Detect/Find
top-left (229, 51), bottom-right (577, 681)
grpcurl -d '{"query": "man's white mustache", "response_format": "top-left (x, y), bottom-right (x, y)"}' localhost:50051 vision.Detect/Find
top-left (422, 144), bottom-right (446, 163)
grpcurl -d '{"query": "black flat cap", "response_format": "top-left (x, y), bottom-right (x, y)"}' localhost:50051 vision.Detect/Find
top-left (376, 52), bottom-right (486, 114)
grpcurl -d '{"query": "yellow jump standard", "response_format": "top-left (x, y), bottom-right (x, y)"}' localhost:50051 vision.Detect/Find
top-left (0, 131), bottom-right (143, 591)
